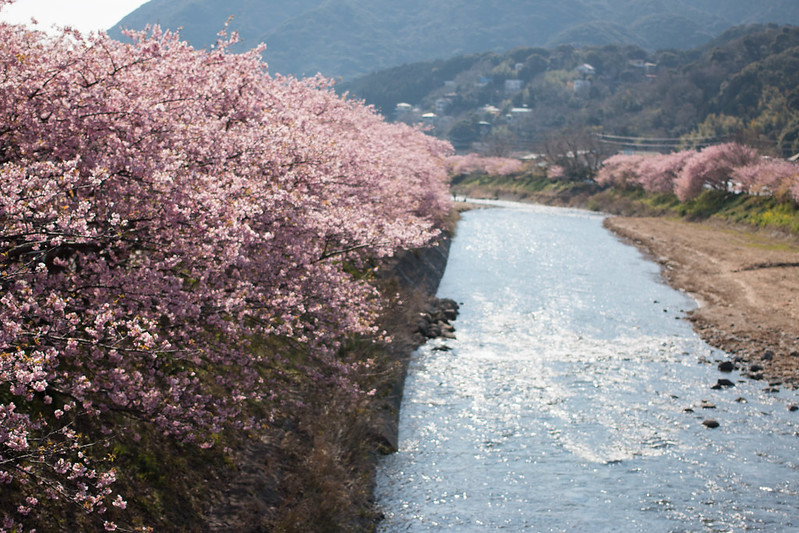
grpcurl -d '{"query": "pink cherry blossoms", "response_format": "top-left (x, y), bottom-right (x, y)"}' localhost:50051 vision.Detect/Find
top-left (0, 11), bottom-right (451, 530)
top-left (596, 143), bottom-right (798, 202)
top-left (446, 153), bottom-right (524, 177)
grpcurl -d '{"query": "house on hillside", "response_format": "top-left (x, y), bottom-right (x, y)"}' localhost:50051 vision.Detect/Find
top-left (394, 102), bottom-right (412, 117)
top-left (505, 79), bottom-right (523, 94)
top-left (421, 112), bottom-right (437, 125)
top-left (576, 63), bottom-right (595, 76)
top-left (507, 106), bottom-right (532, 123)
top-left (394, 102), bottom-right (420, 124)
top-left (629, 59), bottom-right (657, 75)
top-left (573, 79), bottom-right (591, 93)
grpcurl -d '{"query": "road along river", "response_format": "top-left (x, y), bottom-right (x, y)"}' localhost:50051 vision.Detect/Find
top-left (375, 201), bottom-right (799, 532)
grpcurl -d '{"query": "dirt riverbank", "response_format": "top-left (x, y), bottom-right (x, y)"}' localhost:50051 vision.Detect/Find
top-left (605, 217), bottom-right (799, 389)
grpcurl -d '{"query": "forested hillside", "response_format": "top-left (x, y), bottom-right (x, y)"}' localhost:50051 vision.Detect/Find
top-left (109, 0), bottom-right (799, 79)
top-left (341, 24), bottom-right (799, 158)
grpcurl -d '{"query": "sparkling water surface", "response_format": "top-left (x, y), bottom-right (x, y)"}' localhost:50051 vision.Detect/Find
top-left (376, 201), bottom-right (799, 532)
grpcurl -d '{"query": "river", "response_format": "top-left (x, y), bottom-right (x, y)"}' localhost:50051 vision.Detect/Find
top-left (375, 201), bottom-right (799, 532)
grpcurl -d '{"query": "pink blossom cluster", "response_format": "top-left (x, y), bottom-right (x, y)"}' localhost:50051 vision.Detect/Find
top-left (0, 13), bottom-right (451, 530)
top-left (594, 153), bottom-right (649, 189)
top-left (596, 143), bottom-right (798, 202)
top-left (731, 158), bottom-right (799, 200)
top-left (546, 165), bottom-right (566, 180)
top-left (446, 153), bottom-right (524, 177)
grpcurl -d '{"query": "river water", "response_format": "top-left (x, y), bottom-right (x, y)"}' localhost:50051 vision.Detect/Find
top-left (375, 201), bottom-right (799, 532)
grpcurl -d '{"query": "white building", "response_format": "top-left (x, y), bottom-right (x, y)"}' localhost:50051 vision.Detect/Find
top-left (394, 102), bottom-right (412, 118)
top-left (505, 79), bottom-right (523, 94)
top-left (507, 107), bottom-right (532, 122)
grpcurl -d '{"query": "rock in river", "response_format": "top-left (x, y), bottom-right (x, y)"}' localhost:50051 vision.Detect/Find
top-left (711, 378), bottom-right (736, 389)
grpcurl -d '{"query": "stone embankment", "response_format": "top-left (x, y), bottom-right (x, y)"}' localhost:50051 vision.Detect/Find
top-left (376, 234), bottom-right (459, 453)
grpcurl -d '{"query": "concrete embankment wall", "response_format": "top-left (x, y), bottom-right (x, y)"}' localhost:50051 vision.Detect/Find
top-left (392, 234), bottom-right (452, 296)
top-left (376, 233), bottom-right (453, 452)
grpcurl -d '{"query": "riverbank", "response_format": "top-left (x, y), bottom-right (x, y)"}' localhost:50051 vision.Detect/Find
top-left (604, 217), bottom-right (799, 389)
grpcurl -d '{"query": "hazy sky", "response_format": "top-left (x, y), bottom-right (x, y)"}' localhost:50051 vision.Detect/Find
top-left (0, 0), bottom-right (149, 34)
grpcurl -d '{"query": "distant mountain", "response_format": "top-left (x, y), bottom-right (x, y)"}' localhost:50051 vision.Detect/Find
top-left (109, 0), bottom-right (799, 79)
top-left (107, 0), bottom-right (320, 53)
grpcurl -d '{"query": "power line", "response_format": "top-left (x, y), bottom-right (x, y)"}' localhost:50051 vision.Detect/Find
top-left (595, 139), bottom-right (718, 150)
top-left (593, 132), bottom-right (723, 151)
top-left (594, 133), bottom-right (719, 143)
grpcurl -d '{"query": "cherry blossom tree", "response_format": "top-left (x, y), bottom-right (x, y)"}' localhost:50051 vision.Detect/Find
top-left (445, 154), bottom-right (524, 176)
top-left (673, 143), bottom-right (759, 201)
top-left (0, 11), bottom-right (451, 530)
top-left (732, 158), bottom-right (799, 199)
top-left (547, 165), bottom-right (566, 180)
top-left (597, 144), bottom-right (767, 201)
top-left (635, 150), bottom-right (697, 194)
top-left (595, 154), bottom-right (647, 188)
